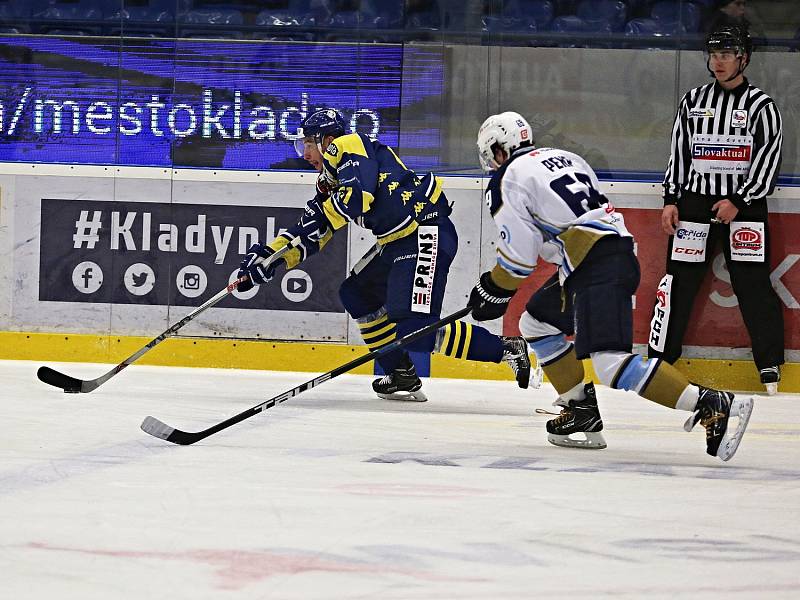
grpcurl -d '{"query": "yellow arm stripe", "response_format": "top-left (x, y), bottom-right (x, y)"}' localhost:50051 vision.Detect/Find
top-left (282, 247), bottom-right (302, 269)
top-left (325, 134), bottom-right (369, 168)
top-left (322, 198), bottom-right (349, 230)
top-left (318, 228), bottom-right (333, 251)
top-left (490, 264), bottom-right (525, 291)
top-left (360, 322), bottom-right (396, 342)
top-left (362, 190), bottom-right (374, 213)
top-left (458, 323), bottom-right (473, 360)
top-left (378, 220), bottom-right (418, 245)
top-left (428, 176), bottom-right (443, 204)
top-left (268, 235), bottom-right (301, 269)
top-left (387, 146), bottom-right (409, 170)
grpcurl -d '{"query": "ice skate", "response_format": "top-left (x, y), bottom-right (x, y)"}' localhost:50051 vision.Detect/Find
top-left (372, 355), bottom-right (427, 402)
top-left (759, 366), bottom-right (780, 396)
top-left (545, 382), bottom-right (607, 449)
top-left (501, 336), bottom-right (531, 389)
top-left (684, 387), bottom-right (753, 461)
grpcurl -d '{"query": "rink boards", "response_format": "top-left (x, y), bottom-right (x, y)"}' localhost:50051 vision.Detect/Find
top-left (0, 165), bottom-right (798, 391)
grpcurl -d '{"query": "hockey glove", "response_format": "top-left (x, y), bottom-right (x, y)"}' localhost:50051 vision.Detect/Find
top-left (469, 271), bottom-right (515, 321)
top-left (237, 243), bottom-right (279, 293)
top-left (298, 196), bottom-right (332, 249)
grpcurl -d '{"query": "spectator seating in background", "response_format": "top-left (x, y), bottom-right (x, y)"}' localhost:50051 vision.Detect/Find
top-left (179, 7), bottom-right (244, 38)
top-left (551, 14), bottom-right (613, 33)
top-left (495, 0), bottom-right (554, 30)
top-left (625, 16), bottom-right (687, 47)
top-left (626, 17), bottom-right (686, 35)
top-left (254, 9), bottom-right (315, 41)
top-left (404, 1), bottom-right (443, 38)
top-left (0, 0), bottom-right (35, 33)
top-left (322, 9), bottom-right (375, 42)
top-left (483, 15), bottom-right (537, 37)
top-left (105, 5), bottom-right (175, 38)
top-left (650, 0), bottom-right (701, 33)
top-left (576, 0), bottom-right (627, 31)
top-left (33, 0), bottom-right (105, 36)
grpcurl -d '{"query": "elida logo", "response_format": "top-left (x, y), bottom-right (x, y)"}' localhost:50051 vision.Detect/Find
top-left (731, 227), bottom-right (762, 250)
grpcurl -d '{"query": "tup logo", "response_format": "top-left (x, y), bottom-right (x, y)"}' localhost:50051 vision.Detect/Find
top-left (731, 227), bottom-right (762, 251)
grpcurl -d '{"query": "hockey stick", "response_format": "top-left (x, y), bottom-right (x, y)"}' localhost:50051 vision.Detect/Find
top-left (141, 306), bottom-right (473, 445)
top-left (37, 238), bottom-right (301, 394)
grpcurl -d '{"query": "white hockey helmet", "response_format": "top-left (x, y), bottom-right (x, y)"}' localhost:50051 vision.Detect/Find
top-left (476, 111), bottom-right (534, 171)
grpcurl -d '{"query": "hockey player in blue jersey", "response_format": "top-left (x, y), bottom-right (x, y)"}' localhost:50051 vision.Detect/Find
top-left (236, 108), bottom-right (530, 401)
top-left (468, 111), bottom-right (753, 461)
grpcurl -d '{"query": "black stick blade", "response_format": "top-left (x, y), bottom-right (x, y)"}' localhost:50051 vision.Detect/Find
top-left (37, 366), bottom-right (85, 393)
top-left (140, 416), bottom-right (198, 445)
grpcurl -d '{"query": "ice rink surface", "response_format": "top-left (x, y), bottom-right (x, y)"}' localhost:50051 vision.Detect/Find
top-left (2, 359), bottom-right (799, 599)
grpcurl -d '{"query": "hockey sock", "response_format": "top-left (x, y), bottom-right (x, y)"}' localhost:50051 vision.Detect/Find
top-left (529, 334), bottom-right (584, 395)
top-left (357, 310), bottom-right (397, 351)
top-left (435, 321), bottom-right (503, 362)
top-left (357, 309), bottom-right (404, 374)
top-left (638, 360), bottom-right (693, 408)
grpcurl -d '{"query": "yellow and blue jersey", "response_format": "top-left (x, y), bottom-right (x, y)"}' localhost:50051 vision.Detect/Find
top-left (320, 133), bottom-right (450, 245)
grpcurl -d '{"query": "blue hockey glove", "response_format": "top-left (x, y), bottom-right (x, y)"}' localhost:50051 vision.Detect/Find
top-left (468, 271), bottom-right (515, 321)
top-left (237, 243), bottom-right (279, 293)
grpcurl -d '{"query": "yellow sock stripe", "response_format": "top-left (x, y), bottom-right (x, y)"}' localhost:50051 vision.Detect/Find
top-left (448, 322), bottom-right (462, 358)
top-left (365, 331), bottom-right (396, 351)
top-left (458, 322), bottom-right (473, 360)
top-left (440, 324), bottom-right (454, 356)
top-left (358, 313), bottom-right (388, 330)
top-left (360, 322), bottom-right (396, 342)
top-left (452, 321), bottom-right (466, 358)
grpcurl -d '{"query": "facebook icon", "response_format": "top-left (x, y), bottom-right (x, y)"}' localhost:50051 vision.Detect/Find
top-left (71, 261), bottom-right (103, 294)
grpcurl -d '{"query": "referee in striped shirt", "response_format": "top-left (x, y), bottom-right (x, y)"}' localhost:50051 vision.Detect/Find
top-left (648, 24), bottom-right (784, 395)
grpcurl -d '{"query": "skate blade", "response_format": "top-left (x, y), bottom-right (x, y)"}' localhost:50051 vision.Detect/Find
top-left (547, 431), bottom-right (607, 450)
top-left (716, 395), bottom-right (754, 462)
top-left (764, 383), bottom-right (778, 396)
top-left (377, 390), bottom-right (428, 402)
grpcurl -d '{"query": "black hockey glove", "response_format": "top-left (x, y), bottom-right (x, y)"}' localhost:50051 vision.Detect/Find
top-left (468, 271), bottom-right (515, 321)
top-left (237, 243), bottom-right (279, 293)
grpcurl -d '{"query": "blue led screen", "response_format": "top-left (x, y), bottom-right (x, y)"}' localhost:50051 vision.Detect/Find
top-left (0, 37), bottom-right (444, 170)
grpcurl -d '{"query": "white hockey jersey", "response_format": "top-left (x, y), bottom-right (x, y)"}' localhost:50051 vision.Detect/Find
top-left (485, 146), bottom-right (631, 286)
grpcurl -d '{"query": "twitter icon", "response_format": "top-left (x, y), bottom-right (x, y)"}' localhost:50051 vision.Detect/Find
top-left (124, 263), bottom-right (155, 296)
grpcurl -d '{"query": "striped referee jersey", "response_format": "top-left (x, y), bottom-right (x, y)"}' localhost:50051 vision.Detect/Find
top-left (663, 78), bottom-right (782, 209)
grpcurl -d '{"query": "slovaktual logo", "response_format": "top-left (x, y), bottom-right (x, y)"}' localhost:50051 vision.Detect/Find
top-left (692, 144), bottom-right (751, 161)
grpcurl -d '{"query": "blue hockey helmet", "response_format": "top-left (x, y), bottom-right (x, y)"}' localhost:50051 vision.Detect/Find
top-left (295, 109), bottom-right (347, 157)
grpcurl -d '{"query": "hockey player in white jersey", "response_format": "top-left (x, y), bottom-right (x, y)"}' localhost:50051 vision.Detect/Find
top-left (467, 111), bottom-right (753, 461)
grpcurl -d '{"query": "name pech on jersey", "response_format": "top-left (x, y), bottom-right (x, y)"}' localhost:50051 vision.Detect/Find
top-left (487, 147), bottom-right (631, 284)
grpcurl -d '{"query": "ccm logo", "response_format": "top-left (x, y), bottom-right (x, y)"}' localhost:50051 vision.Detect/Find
top-left (674, 247), bottom-right (704, 256)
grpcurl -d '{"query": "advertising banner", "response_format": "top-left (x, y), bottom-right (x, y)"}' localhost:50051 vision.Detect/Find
top-left (0, 37), bottom-right (444, 171)
top-left (39, 198), bottom-right (347, 313)
top-left (504, 208), bottom-right (800, 352)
